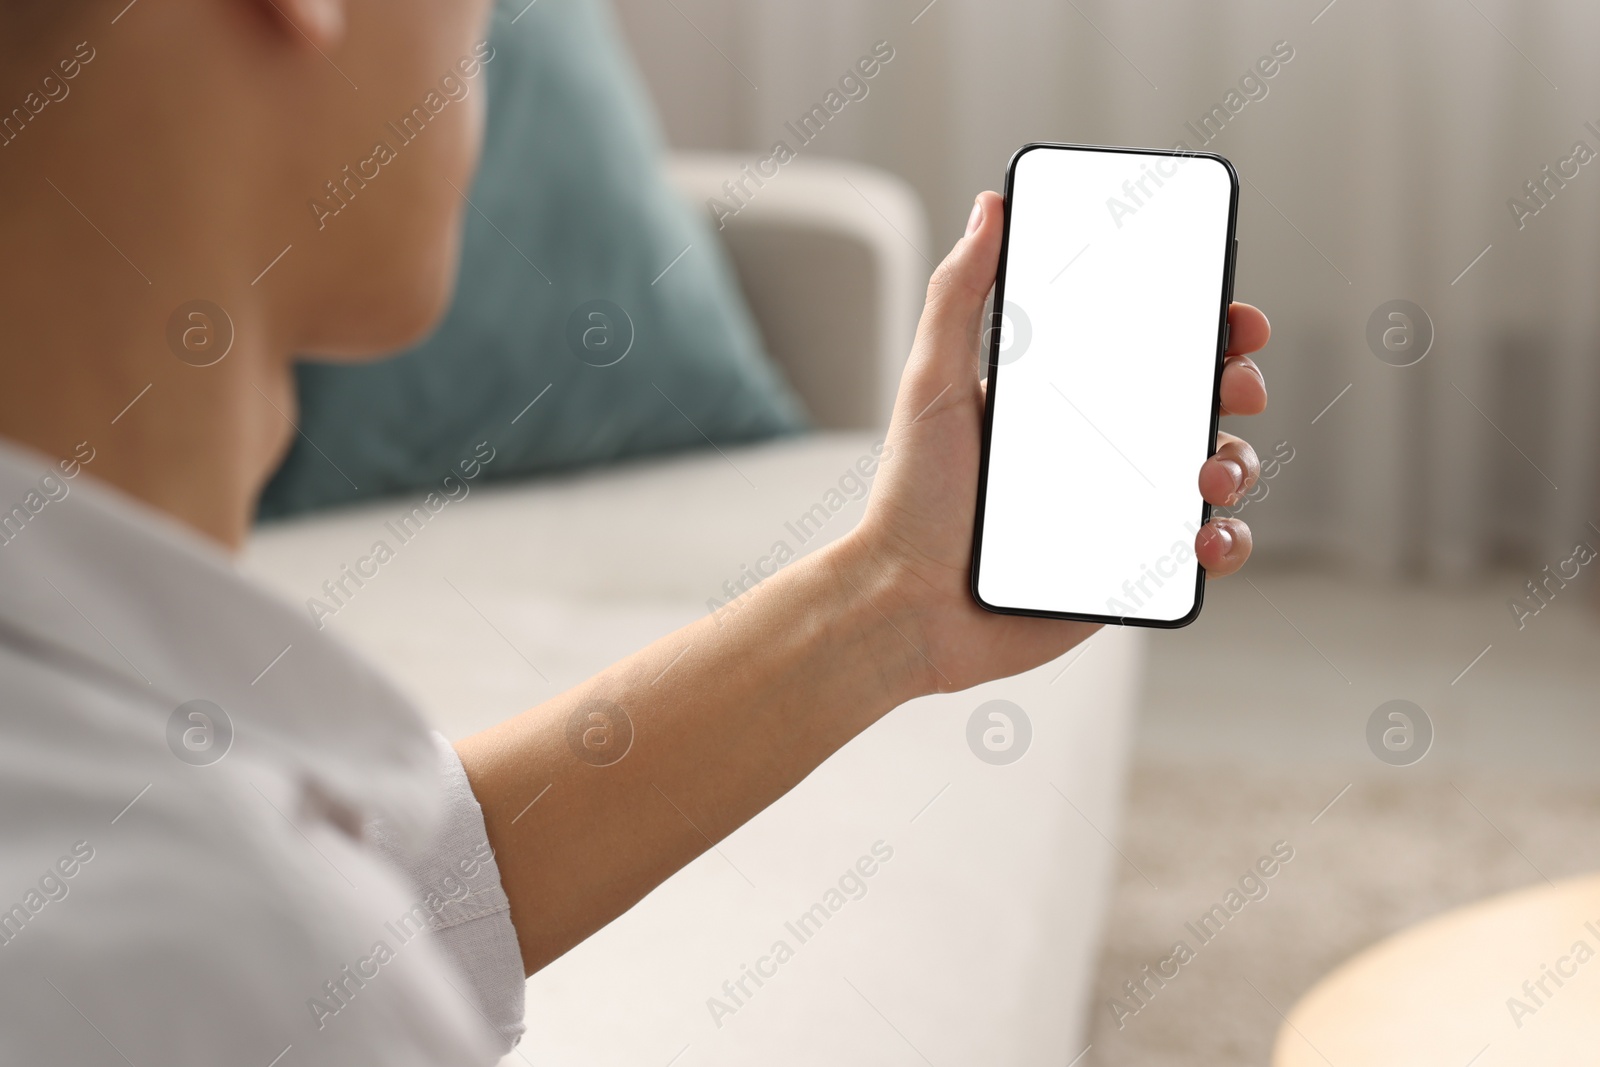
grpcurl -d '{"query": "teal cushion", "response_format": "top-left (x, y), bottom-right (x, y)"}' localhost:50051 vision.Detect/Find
top-left (258, 0), bottom-right (807, 520)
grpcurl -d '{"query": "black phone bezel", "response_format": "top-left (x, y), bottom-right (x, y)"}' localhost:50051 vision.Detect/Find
top-left (968, 141), bottom-right (1241, 629)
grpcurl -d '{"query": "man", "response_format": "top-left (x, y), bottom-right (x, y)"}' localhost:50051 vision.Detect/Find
top-left (0, 0), bottom-right (1272, 1062)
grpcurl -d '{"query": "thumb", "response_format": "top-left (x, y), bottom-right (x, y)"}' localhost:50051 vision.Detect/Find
top-left (907, 191), bottom-right (1005, 381)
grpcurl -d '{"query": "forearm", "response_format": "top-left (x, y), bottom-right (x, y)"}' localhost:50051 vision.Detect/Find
top-left (453, 197), bottom-right (1271, 977)
top-left (455, 534), bottom-right (925, 975)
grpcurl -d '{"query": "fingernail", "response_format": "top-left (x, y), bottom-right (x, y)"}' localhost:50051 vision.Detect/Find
top-left (1205, 523), bottom-right (1235, 556)
top-left (964, 198), bottom-right (984, 237)
top-left (1219, 458), bottom-right (1245, 496)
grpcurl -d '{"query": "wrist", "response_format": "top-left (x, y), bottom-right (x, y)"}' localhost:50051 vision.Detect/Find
top-left (813, 530), bottom-right (941, 707)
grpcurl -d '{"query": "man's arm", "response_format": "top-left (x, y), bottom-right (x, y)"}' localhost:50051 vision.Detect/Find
top-left (457, 191), bottom-right (1273, 975)
top-left (456, 534), bottom-right (916, 974)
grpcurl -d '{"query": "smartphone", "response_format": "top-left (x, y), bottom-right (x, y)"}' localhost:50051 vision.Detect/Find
top-left (970, 142), bottom-right (1239, 627)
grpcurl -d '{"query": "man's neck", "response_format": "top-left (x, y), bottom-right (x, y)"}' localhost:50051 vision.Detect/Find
top-left (0, 192), bottom-right (293, 551)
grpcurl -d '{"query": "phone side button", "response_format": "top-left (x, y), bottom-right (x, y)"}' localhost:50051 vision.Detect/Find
top-left (1228, 238), bottom-right (1239, 303)
top-left (1221, 323), bottom-right (1231, 353)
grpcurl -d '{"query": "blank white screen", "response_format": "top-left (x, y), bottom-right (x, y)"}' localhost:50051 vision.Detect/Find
top-left (976, 147), bottom-right (1233, 623)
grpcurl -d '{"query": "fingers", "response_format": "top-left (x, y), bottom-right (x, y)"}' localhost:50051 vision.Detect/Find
top-left (1196, 517), bottom-right (1253, 578)
top-left (907, 191), bottom-right (1005, 376)
top-left (1227, 303), bottom-right (1271, 356)
top-left (1220, 354), bottom-right (1267, 416)
top-left (1199, 432), bottom-right (1259, 507)
top-left (1220, 304), bottom-right (1270, 417)
top-left (889, 191), bottom-right (1006, 430)
top-left (1194, 307), bottom-right (1269, 580)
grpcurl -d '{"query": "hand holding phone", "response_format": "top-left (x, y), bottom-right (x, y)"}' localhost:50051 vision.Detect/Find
top-left (845, 160), bottom-right (1269, 694)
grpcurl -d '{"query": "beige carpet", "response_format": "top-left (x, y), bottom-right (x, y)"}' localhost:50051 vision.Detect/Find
top-left (1084, 761), bottom-right (1600, 1066)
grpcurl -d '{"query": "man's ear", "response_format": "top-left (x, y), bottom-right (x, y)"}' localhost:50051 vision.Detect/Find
top-left (255, 0), bottom-right (347, 49)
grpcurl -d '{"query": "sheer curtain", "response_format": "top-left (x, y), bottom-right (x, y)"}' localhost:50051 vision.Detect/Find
top-left (611, 0), bottom-right (1600, 577)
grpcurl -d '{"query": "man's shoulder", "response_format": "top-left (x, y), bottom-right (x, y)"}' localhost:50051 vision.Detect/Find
top-left (0, 649), bottom-right (496, 1067)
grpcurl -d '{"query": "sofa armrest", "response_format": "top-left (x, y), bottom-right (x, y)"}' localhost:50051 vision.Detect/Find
top-left (666, 152), bottom-right (929, 431)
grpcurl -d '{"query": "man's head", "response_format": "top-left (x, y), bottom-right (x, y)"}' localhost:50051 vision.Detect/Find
top-left (0, 0), bottom-right (500, 546)
top-left (1, 0), bottom-right (497, 356)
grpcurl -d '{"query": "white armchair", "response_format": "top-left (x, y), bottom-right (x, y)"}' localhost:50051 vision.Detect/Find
top-left (666, 151), bottom-right (927, 430)
top-left (244, 153), bottom-right (1141, 1067)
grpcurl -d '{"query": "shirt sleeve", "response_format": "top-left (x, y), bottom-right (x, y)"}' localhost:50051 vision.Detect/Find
top-left (367, 732), bottom-right (527, 1056)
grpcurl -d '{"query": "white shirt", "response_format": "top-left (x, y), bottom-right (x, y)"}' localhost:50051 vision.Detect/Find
top-left (0, 441), bottom-right (526, 1064)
